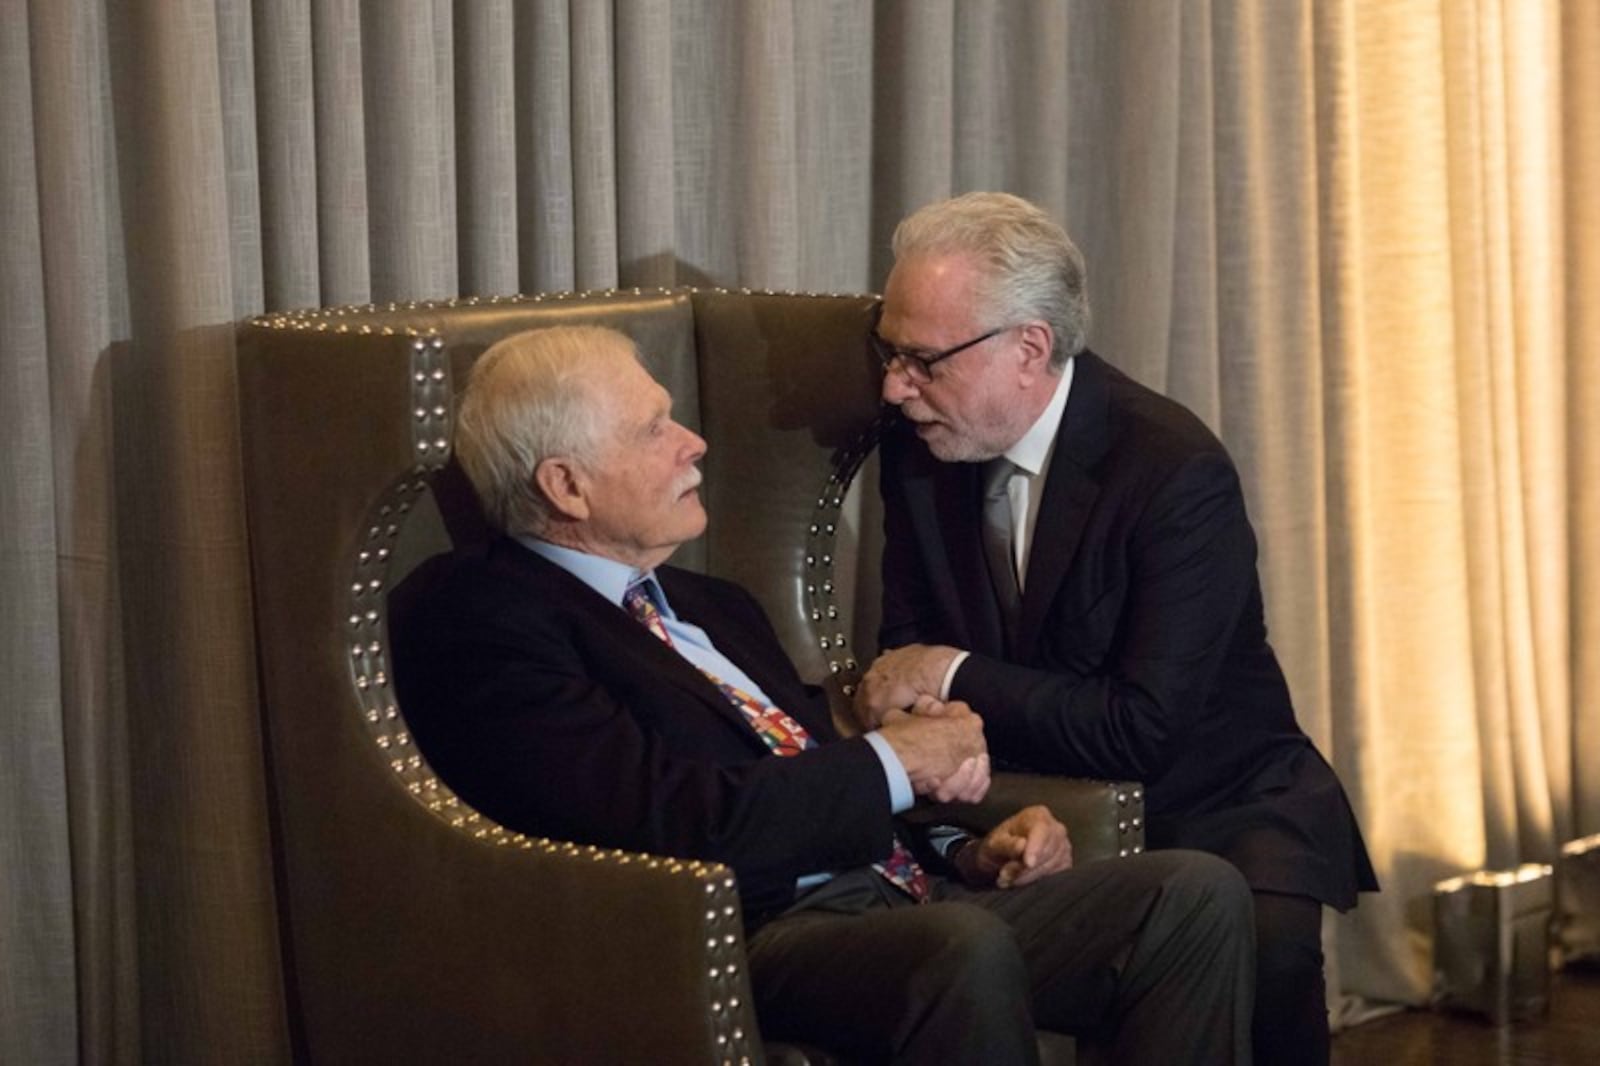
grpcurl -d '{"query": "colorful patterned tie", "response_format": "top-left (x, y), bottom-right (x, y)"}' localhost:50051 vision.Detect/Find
top-left (625, 579), bottom-right (929, 902)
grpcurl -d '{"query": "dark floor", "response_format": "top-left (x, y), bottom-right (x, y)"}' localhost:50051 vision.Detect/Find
top-left (1330, 968), bottom-right (1600, 1066)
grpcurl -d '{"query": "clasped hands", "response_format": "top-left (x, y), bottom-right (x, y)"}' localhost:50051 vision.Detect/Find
top-left (863, 644), bottom-right (1072, 888)
top-left (876, 696), bottom-right (991, 804)
top-left (859, 643), bottom-right (979, 802)
top-left (854, 643), bottom-right (963, 730)
top-left (952, 805), bottom-right (1074, 890)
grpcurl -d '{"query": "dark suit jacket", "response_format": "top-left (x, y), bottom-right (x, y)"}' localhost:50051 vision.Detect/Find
top-left (880, 350), bottom-right (1377, 908)
top-left (389, 538), bottom-right (900, 920)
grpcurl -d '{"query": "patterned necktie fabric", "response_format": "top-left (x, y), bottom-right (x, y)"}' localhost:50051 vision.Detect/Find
top-left (623, 579), bottom-right (929, 902)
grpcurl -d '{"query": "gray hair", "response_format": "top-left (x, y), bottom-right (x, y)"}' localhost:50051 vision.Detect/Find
top-left (452, 325), bottom-right (635, 535)
top-left (891, 191), bottom-right (1091, 367)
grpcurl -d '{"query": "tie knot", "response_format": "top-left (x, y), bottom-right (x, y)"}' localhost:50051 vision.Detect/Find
top-left (625, 578), bottom-right (674, 645)
top-left (624, 579), bottom-right (658, 617)
top-left (982, 457), bottom-right (1018, 500)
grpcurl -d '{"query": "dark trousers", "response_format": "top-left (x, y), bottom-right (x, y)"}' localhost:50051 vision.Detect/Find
top-left (746, 849), bottom-right (1255, 1065)
top-left (1251, 891), bottom-right (1328, 1066)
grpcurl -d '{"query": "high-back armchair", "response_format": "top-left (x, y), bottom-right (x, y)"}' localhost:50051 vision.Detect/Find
top-left (236, 288), bottom-right (1144, 1064)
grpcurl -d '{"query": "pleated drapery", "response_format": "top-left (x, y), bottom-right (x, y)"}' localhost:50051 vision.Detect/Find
top-left (2, 1), bottom-right (1595, 1060)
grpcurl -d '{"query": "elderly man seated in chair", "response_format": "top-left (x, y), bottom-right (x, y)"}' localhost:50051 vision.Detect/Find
top-left (389, 325), bottom-right (1255, 1065)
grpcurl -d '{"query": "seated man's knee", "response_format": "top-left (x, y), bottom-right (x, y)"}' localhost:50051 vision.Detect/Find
top-left (1158, 850), bottom-right (1255, 933)
top-left (887, 905), bottom-right (1035, 1062)
top-left (919, 904), bottom-right (1028, 998)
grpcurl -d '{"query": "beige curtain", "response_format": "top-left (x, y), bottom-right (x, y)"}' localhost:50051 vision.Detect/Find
top-left (2, 0), bottom-right (1594, 1059)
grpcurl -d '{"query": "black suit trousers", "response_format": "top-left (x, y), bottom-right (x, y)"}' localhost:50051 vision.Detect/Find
top-left (746, 849), bottom-right (1255, 1065)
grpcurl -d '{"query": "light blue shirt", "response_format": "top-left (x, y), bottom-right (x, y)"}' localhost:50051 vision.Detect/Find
top-left (516, 537), bottom-right (914, 814)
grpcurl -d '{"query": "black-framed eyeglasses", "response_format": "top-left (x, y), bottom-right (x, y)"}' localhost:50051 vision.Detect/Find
top-left (870, 321), bottom-right (1006, 385)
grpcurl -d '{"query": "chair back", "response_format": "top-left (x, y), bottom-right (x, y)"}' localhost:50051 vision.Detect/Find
top-left (237, 288), bottom-right (886, 1062)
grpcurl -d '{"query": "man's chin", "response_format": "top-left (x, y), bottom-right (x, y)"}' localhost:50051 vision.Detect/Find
top-left (916, 424), bottom-right (976, 463)
top-left (680, 496), bottom-right (708, 537)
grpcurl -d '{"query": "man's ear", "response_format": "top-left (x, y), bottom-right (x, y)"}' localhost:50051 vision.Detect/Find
top-left (534, 457), bottom-right (590, 521)
top-left (1016, 321), bottom-right (1056, 386)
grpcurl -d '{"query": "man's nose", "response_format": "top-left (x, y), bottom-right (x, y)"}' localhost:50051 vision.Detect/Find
top-left (881, 365), bottom-right (916, 405)
top-left (680, 424), bottom-right (708, 460)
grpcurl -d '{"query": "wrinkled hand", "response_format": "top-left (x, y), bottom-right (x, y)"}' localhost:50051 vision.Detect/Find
top-left (853, 644), bottom-right (962, 729)
top-left (955, 806), bottom-right (1073, 889)
top-left (931, 754), bottom-right (992, 804)
top-left (876, 702), bottom-right (987, 801)
top-left (907, 695), bottom-right (989, 802)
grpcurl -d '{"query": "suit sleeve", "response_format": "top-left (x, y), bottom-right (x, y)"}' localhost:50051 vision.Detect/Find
top-left (391, 560), bottom-right (898, 893)
top-left (951, 451), bottom-right (1257, 782)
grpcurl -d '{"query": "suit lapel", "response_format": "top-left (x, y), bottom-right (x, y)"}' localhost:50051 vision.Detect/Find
top-left (901, 452), bottom-right (1006, 655)
top-left (663, 574), bottom-right (792, 692)
top-left (490, 540), bottom-right (769, 747)
top-left (658, 568), bottom-right (841, 745)
top-left (1018, 352), bottom-right (1111, 656)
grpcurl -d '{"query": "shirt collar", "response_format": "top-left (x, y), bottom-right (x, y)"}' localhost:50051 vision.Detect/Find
top-left (1004, 357), bottom-right (1075, 476)
top-left (514, 535), bottom-right (666, 615)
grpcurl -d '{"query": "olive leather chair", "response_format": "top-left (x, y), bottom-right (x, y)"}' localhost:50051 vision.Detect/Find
top-left (237, 288), bottom-right (1146, 1064)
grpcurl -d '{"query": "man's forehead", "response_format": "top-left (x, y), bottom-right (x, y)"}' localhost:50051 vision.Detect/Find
top-left (883, 254), bottom-right (983, 338)
top-left (609, 365), bottom-right (672, 423)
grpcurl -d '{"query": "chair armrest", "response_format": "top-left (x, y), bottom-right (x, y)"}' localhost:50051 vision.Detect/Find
top-left (906, 773), bottom-right (1145, 866)
top-left (285, 792), bottom-right (764, 1065)
top-left (471, 836), bottom-right (760, 1063)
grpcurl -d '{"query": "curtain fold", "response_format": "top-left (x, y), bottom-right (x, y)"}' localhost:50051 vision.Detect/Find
top-left (9, 0), bottom-right (141, 1061)
top-left (568, 0), bottom-right (618, 290)
top-left (1440, 0), bottom-right (1569, 862)
top-left (1569, 0), bottom-right (1600, 838)
top-left (104, 0), bottom-right (289, 1060)
top-left (1, 5), bottom-right (78, 1062)
top-left (455, 0), bottom-right (518, 296)
top-left (1325, 0), bottom-right (1493, 1003)
top-left (517, 0), bottom-right (574, 292)
top-left (2, 1), bottom-right (1594, 1059)
top-left (364, 0), bottom-right (457, 300)
top-left (871, 0), bottom-right (955, 280)
top-left (614, 0), bottom-right (676, 287)
top-left (254, 0), bottom-right (320, 310)
top-left (312, 0), bottom-right (370, 305)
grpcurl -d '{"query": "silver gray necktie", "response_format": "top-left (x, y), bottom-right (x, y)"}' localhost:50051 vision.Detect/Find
top-left (980, 457), bottom-right (1021, 646)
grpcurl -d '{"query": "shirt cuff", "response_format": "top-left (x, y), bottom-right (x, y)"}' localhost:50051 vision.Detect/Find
top-left (863, 730), bottom-right (914, 813)
top-left (925, 824), bottom-right (973, 860)
top-left (939, 651), bottom-right (971, 701)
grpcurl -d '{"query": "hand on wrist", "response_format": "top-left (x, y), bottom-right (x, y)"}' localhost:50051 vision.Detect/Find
top-left (949, 835), bottom-right (984, 885)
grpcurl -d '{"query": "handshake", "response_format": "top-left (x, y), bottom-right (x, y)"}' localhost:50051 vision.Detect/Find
top-left (853, 642), bottom-right (988, 805)
top-left (873, 696), bottom-right (991, 804)
top-left (854, 643), bottom-right (1075, 889)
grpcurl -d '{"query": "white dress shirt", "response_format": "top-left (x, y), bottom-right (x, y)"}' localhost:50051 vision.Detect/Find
top-left (939, 358), bottom-right (1075, 697)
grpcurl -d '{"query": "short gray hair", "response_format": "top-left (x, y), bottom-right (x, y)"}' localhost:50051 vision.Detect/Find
top-left (892, 191), bottom-right (1091, 367)
top-left (452, 325), bottom-right (635, 535)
